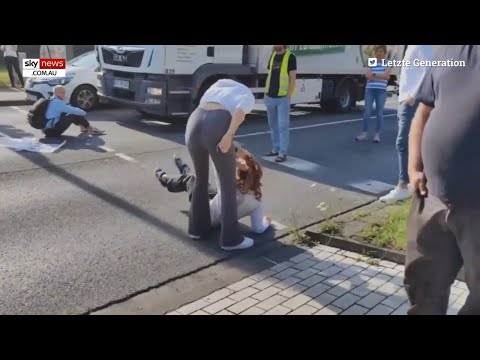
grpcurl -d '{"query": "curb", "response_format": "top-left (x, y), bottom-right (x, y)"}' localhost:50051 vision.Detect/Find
top-left (0, 100), bottom-right (32, 107)
top-left (305, 230), bottom-right (465, 282)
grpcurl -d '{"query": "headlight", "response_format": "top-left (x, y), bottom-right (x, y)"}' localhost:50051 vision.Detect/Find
top-left (47, 77), bottom-right (73, 86)
top-left (147, 87), bottom-right (162, 96)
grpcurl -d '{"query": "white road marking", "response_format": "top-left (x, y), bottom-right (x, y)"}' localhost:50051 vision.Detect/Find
top-left (115, 153), bottom-right (138, 163)
top-left (262, 256), bottom-right (278, 265)
top-left (347, 180), bottom-right (395, 195)
top-left (270, 220), bottom-right (287, 230)
top-left (10, 106), bottom-right (28, 114)
top-left (235, 113), bottom-right (396, 139)
top-left (98, 146), bottom-right (115, 152)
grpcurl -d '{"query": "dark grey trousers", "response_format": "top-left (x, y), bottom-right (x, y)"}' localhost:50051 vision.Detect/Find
top-left (405, 193), bottom-right (480, 315)
top-left (185, 108), bottom-right (243, 247)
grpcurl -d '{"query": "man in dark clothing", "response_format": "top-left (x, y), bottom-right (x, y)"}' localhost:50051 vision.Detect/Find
top-left (264, 45), bottom-right (297, 162)
top-left (405, 45), bottom-right (480, 315)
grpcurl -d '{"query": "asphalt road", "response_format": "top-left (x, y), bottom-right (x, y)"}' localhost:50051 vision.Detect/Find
top-left (0, 97), bottom-right (400, 314)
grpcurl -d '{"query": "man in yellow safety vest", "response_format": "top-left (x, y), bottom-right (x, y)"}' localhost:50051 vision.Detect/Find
top-left (264, 45), bottom-right (297, 162)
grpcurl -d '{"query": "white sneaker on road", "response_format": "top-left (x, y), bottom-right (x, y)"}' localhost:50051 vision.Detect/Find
top-left (379, 187), bottom-right (411, 202)
top-left (222, 237), bottom-right (254, 251)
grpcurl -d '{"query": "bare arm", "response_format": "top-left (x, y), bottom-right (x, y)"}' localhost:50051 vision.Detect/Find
top-left (287, 70), bottom-right (297, 99)
top-left (378, 67), bottom-right (392, 80)
top-left (217, 108), bottom-right (247, 153)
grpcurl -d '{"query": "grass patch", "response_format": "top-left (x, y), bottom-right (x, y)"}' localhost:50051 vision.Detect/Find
top-left (319, 220), bottom-right (343, 236)
top-left (0, 67), bottom-right (9, 86)
top-left (359, 200), bottom-right (411, 251)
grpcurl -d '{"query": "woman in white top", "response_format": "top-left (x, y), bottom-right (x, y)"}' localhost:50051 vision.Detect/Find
top-left (0, 45), bottom-right (24, 88)
top-left (185, 79), bottom-right (256, 250)
top-left (155, 147), bottom-right (271, 235)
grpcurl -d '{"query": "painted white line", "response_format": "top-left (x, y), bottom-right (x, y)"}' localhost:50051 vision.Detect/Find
top-left (98, 145), bottom-right (115, 153)
top-left (235, 113), bottom-right (396, 139)
top-left (347, 180), bottom-right (395, 195)
top-left (115, 153), bottom-right (139, 163)
top-left (270, 220), bottom-right (287, 230)
top-left (9, 106), bottom-right (28, 114)
top-left (262, 256), bottom-right (278, 265)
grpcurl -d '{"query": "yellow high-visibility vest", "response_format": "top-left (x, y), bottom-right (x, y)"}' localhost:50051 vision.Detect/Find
top-left (265, 50), bottom-right (296, 97)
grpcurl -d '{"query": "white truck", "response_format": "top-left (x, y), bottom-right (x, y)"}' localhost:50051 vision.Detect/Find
top-left (96, 45), bottom-right (405, 118)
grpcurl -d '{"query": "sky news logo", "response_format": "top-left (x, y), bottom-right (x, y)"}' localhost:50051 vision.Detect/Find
top-left (23, 58), bottom-right (66, 78)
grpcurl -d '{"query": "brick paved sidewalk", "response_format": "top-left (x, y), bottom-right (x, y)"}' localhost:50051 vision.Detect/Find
top-left (167, 244), bottom-right (468, 315)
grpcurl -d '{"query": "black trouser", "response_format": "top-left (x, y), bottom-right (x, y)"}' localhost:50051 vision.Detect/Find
top-left (43, 113), bottom-right (90, 137)
top-left (4, 56), bottom-right (24, 87)
top-left (164, 163), bottom-right (217, 202)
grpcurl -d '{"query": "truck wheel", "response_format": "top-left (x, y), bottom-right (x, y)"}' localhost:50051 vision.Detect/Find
top-left (70, 85), bottom-right (98, 111)
top-left (335, 81), bottom-right (354, 113)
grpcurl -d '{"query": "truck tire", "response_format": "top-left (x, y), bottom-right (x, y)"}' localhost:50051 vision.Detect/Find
top-left (334, 80), bottom-right (355, 113)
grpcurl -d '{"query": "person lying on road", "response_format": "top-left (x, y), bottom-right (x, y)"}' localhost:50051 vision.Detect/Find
top-left (43, 85), bottom-right (104, 138)
top-left (155, 147), bottom-right (272, 237)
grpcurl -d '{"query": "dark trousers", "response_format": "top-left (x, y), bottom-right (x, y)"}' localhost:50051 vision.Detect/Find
top-left (405, 194), bottom-right (480, 315)
top-left (4, 56), bottom-right (24, 87)
top-left (43, 113), bottom-right (90, 138)
top-left (185, 108), bottom-right (243, 247)
top-left (164, 164), bottom-right (217, 202)
top-left (396, 100), bottom-right (419, 184)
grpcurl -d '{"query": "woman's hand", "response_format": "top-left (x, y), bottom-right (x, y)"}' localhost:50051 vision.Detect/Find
top-left (236, 157), bottom-right (249, 171)
top-left (217, 133), bottom-right (233, 154)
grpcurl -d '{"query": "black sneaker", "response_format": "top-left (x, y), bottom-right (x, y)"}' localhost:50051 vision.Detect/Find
top-left (173, 155), bottom-right (190, 174)
top-left (155, 168), bottom-right (168, 187)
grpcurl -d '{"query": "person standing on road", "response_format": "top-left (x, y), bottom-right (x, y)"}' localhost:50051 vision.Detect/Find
top-left (1, 45), bottom-right (24, 88)
top-left (356, 45), bottom-right (391, 143)
top-left (405, 45), bottom-right (480, 315)
top-left (185, 79), bottom-right (256, 250)
top-left (380, 45), bottom-right (432, 202)
top-left (264, 45), bottom-right (297, 163)
top-left (43, 85), bottom-right (104, 137)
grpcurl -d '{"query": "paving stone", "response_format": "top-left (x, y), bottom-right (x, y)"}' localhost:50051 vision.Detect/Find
top-left (391, 303), bottom-right (409, 315)
top-left (332, 293), bottom-right (361, 310)
top-left (269, 261), bottom-right (295, 273)
top-left (382, 291), bottom-right (408, 309)
top-left (354, 260), bottom-right (370, 268)
top-left (204, 288), bottom-right (235, 303)
top-left (290, 252), bottom-right (313, 264)
top-left (228, 278), bottom-right (257, 292)
top-left (312, 260), bottom-right (333, 271)
top-left (365, 275), bottom-right (391, 290)
top-left (229, 287), bottom-right (259, 302)
top-left (192, 310), bottom-right (209, 315)
top-left (351, 284), bottom-right (373, 297)
top-left (305, 247), bottom-right (322, 256)
top-left (289, 304), bottom-right (317, 315)
top-left (283, 294), bottom-right (312, 310)
top-left (303, 282), bottom-right (331, 298)
top-left (257, 295), bottom-right (288, 311)
top-left (341, 305), bottom-right (368, 315)
top-left (327, 254), bottom-right (346, 264)
top-left (275, 276), bottom-right (302, 290)
top-left (279, 284), bottom-right (308, 298)
top-left (215, 310), bottom-right (234, 315)
top-left (390, 275), bottom-right (405, 286)
top-left (252, 277), bottom-right (281, 290)
top-left (337, 257), bottom-right (358, 268)
top-left (252, 286), bottom-right (282, 301)
top-left (177, 299), bottom-right (210, 315)
top-left (250, 269), bottom-right (277, 282)
top-left (379, 260), bottom-right (397, 269)
top-left (395, 264), bottom-right (405, 272)
top-left (300, 274), bottom-right (325, 288)
top-left (327, 281), bottom-right (355, 297)
top-left (203, 298), bottom-right (237, 314)
top-left (376, 282), bottom-right (401, 296)
top-left (339, 265), bottom-right (364, 278)
top-left (381, 267), bottom-right (400, 277)
top-left (357, 292), bottom-right (386, 309)
top-left (228, 297), bottom-right (259, 314)
top-left (295, 268), bottom-right (319, 280)
top-left (274, 268), bottom-right (300, 280)
top-left (362, 267), bottom-right (382, 277)
top-left (313, 244), bottom-right (339, 253)
top-left (315, 305), bottom-right (342, 315)
top-left (308, 293), bottom-right (337, 309)
top-left (342, 250), bottom-right (364, 259)
top-left (348, 273), bottom-right (371, 286)
top-left (319, 266), bottom-right (344, 277)
top-left (323, 274), bottom-right (349, 287)
top-left (265, 305), bottom-right (291, 315)
top-left (313, 252), bottom-right (334, 261)
top-left (292, 259), bottom-right (317, 271)
top-left (241, 306), bottom-right (265, 315)
top-left (367, 304), bottom-right (394, 315)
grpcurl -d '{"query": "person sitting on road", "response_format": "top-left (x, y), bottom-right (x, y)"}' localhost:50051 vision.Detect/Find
top-left (155, 146), bottom-right (272, 235)
top-left (43, 85), bottom-right (104, 138)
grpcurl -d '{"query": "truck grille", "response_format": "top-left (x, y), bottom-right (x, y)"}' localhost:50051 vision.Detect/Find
top-left (102, 46), bottom-right (144, 68)
top-left (112, 88), bottom-right (135, 101)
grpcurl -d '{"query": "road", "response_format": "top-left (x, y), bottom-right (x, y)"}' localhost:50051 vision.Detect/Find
top-left (0, 98), bottom-right (400, 314)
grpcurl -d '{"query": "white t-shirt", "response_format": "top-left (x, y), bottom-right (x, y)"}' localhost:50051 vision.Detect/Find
top-left (1, 45), bottom-right (18, 58)
top-left (200, 79), bottom-right (256, 115)
top-left (399, 45), bottom-right (433, 103)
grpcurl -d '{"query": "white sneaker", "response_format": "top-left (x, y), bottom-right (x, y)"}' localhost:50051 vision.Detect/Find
top-left (379, 187), bottom-right (411, 202)
top-left (221, 237), bottom-right (254, 251)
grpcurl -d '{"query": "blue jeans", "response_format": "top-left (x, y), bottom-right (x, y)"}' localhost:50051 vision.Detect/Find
top-left (265, 95), bottom-right (290, 155)
top-left (362, 88), bottom-right (387, 133)
top-left (396, 100), bottom-right (419, 184)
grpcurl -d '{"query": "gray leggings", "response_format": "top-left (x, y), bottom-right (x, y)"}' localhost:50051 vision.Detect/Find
top-left (185, 108), bottom-right (243, 247)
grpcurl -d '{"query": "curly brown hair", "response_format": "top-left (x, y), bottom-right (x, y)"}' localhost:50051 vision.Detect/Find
top-left (236, 154), bottom-right (263, 200)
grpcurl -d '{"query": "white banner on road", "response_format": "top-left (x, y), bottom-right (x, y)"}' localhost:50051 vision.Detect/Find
top-left (0, 136), bottom-right (65, 153)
